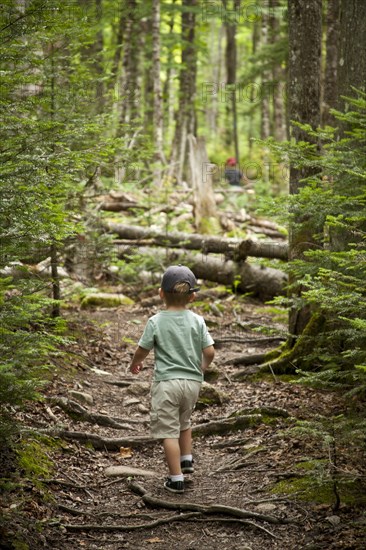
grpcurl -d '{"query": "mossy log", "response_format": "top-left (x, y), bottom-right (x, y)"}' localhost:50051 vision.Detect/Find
top-left (80, 292), bottom-right (135, 309)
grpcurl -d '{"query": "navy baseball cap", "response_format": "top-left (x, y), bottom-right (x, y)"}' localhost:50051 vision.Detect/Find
top-left (161, 265), bottom-right (200, 293)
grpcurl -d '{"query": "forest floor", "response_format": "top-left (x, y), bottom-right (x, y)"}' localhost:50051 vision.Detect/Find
top-left (4, 288), bottom-right (366, 550)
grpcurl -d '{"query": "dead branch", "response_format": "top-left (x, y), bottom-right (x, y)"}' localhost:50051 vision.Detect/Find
top-left (47, 397), bottom-right (138, 431)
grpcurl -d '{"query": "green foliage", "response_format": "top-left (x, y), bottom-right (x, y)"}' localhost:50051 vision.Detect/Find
top-left (267, 92), bottom-right (366, 395)
top-left (0, 276), bottom-right (70, 445)
top-left (0, 1), bottom-right (123, 447)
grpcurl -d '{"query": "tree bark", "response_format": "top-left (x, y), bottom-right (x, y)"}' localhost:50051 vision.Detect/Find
top-left (207, 22), bottom-right (224, 134)
top-left (269, 0), bottom-right (286, 142)
top-left (248, 20), bottom-right (260, 156)
top-left (337, 0), bottom-right (366, 110)
top-left (322, 0), bottom-right (340, 126)
top-left (287, 0), bottom-right (322, 340)
top-left (95, 0), bottom-right (104, 114)
top-left (260, 11), bottom-right (271, 142)
top-left (187, 135), bottom-right (217, 231)
top-left (162, 0), bottom-right (177, 148)
top-left (106, 222), bottom-right (288, 260)
top-left (167, 0), bottom-right (197, 184)
top-left (152, 0), bottom-right (165, 186)
top-left (224, 0), bottom-right (240, 162)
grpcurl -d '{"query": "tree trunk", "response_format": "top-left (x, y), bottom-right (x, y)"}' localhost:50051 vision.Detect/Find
top-left (115, 0), bottom-right (139, 184)
top-left (288, 0), bottom-right (322, 341)
top-left (167, 0), bottom-right (197, 184)
top-left (187, 135), bottom-right (217, 231)
top-left (115, 247), bottom-right (287, 301)
top-left (269, 0), bottom-right (286, 142)
top-left (248, 20), bottom-right (260, 156)
top-left (207, 22), bottom-right (224, 134)
top-left (322, 0), bottom-right (340, 126)
top-left (260, 11), bottom-right (271, 142)
top-left (337, 0), bottom-right (366, 110)
top-left (95, 0), bottom-right (104, 114)
top-left (162, 0), bottom-right (177, 148)
top-left (107, 222), bottom-right (289, 260)
top-left (152, 0), bottom-right (165, 186)
top-left (142, 15), bottom-right (154, 137)
top-left (50, 242), bottom-right (60, 318)
top-left (110, 8), bottom-right (125, 85)
top-left (224, 0), bottom-right (240, 162)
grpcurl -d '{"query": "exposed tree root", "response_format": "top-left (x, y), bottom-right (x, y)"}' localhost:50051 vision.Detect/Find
top-left (102, 379), bottom-right (134, 388)
top-left (224, 353), bottom-right (268, 366)
top-left (230, 406), bottom-right (290, 418)
top-left (129, 481), bottom-right (289, 527)
top-left (47, 397), bottom-right (138, 431)
top-left (40, 413), bottom-right (263, 450)
top-left (214, 336), bottom-right (285, 346)
top-left (39, 429), bottom-right (157, 450)
top-left (192, 414), bottom-right (262, 437)
top-left (258, 313), bottom-right (326, 375)
top-left (61, 511), bottom-right (278, 538)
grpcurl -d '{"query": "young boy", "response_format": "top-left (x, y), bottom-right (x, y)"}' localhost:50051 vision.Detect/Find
top-left (129, 265), bottom-right (215, 494)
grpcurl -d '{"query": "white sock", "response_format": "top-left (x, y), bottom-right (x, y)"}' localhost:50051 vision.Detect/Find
top-left (181, 454), bottom-right (192, 462)
top-left (170, 474), bottom-right (184, 482)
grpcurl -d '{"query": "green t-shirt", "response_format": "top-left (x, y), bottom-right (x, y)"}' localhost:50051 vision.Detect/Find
top-left (138, 309), bottom-right (214, 382)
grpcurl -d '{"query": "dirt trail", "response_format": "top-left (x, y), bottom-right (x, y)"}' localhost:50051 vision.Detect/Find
top-left (18, 296), bottom-right (365, 550)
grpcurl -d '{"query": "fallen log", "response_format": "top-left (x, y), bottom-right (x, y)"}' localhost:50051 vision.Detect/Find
top-left (106, 222), bottom-right (288, 261)
top-left (99, 201), bottom-right (148, 212)
top-left (116, 246), bottom-right (287, 301)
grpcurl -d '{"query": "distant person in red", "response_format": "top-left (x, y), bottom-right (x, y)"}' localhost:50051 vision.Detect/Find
top-left (224, 157), bottom-right (244, 186)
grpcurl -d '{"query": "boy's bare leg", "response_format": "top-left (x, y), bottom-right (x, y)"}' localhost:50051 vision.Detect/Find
top-left (163, 438), bottom-right (181, 476)
top-left (179, 428), bottom-right (192, 456)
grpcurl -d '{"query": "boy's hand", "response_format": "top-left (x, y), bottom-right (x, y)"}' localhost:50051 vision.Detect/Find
top-left (130, 362), bottom-right (143, 375)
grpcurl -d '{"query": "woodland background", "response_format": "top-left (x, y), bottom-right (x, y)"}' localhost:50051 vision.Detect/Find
top-left (1, 1), bottom-right (366, 548)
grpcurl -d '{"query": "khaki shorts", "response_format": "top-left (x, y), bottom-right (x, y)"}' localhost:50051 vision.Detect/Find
top-left (150, 379), bottom-right (202, 439)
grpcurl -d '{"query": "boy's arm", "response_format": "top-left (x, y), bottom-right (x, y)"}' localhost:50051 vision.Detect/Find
top-left (130, 346), bottom-right (150, 374)
top-left (201, 345), bottom-right (215, 372)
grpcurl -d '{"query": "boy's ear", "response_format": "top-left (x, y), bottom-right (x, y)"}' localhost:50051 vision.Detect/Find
top-left (159, 288), bottom-right (164, 299)
top-left (189, 292), bottom-right (196, 302)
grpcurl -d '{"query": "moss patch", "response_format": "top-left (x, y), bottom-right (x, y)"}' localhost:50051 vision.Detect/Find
top-left (271, 475), bottom-right (366, 507)
top-left (80, 292), bottom-right (135, 308)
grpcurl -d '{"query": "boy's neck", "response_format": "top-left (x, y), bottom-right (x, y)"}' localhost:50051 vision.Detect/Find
top-left (165, 305), bottom-right (188, 311)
